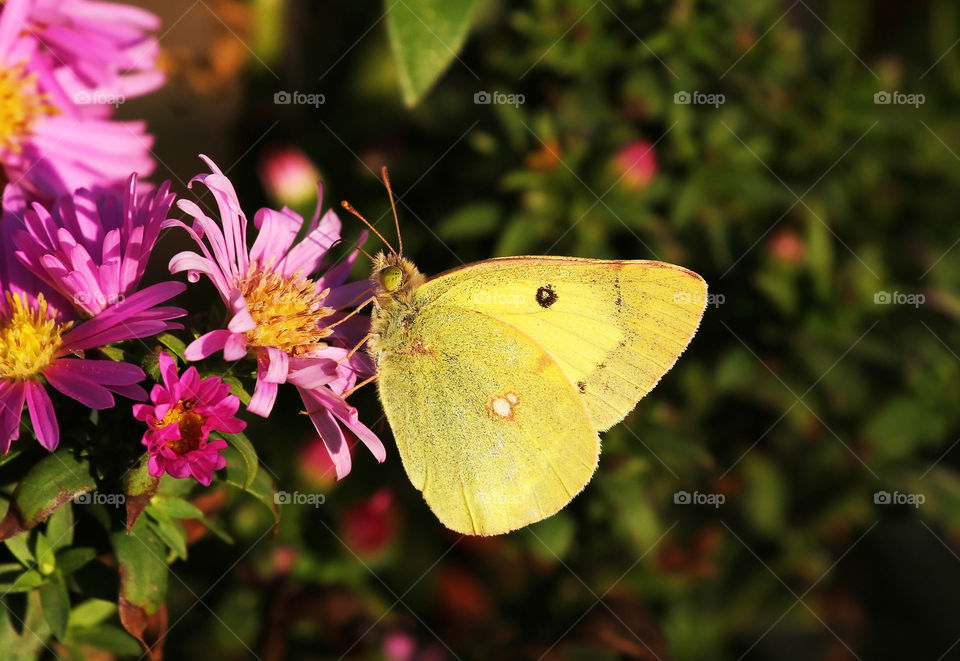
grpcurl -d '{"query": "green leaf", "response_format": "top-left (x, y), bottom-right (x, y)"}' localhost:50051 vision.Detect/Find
top-left (39, 579), bottom-right (69, 640)
top-left (68, 625), bottom-right (142, 656)
top-left (156, 333), bottom-right (187, 361)
top-left (0, 591), bottom-right (52, 660)
top-left (68, 599), bottom-right (116, 628)
top-left (55, 547), bottom-right (96, 576)
top-left (218, 450), bottom-right (280, 527)
top-left (145, 509), bottom-right (188, 561)
top-left (148, 496), bottom-right (203, 520)
top-left (220, 375), bottom-right (252, 406)
top-left (44, 504), bottom-right (73, 550)
top-left (33, 533), bottom-right (55, 576)
top-left (4, 535), bottom-right (33, 566)
top-left (124, 455), bottom-right (160, 532)
top-left (0, 451), bottom-right (95, 540)
top-left (111, 516), bottom-right (167, 616)
top-left (385, 0), bottom-right (478, 106)
top-left (218, 432), bottom-right (259, 489)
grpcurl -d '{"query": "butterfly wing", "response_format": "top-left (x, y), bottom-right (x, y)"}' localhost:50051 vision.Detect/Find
top-left (416, 257), bottom-right (707, 431)
top-left (376, 305), bottom-right (599, 535)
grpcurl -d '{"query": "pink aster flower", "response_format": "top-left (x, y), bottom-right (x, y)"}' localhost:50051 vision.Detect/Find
top-left (133, 352), bottom-right (245, 486)
top-left (13, 172), bottom-right (175, 316)
top-left (0, 0), bottom-right (156, 200)
top-left (166, 155), bottom-right (384, 479)
top-left (0, 183), bottom-right (184, 453)
top-left (24, 0), bottom-right (164, 97)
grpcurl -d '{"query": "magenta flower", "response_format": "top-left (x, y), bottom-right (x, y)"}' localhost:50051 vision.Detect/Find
top-left (0, 0), bottom-right (157, 200)
top-left (166, 155), bottom-right (384, 479)
top-left (0, 184), bottom-right (184, 453)
top-left (24, 0), bottom-right (164, 96)
top-left (13, 173), bottom-right (175, 316)
top-left (133, 352), bottom-right (245, 486)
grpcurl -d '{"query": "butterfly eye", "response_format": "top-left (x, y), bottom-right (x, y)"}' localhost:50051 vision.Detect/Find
top-left (381, 265), bottom-right (403, 292)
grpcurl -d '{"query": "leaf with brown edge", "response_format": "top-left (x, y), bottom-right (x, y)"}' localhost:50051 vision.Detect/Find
top-left (112, 516), bottom-right (168, 659)
top-left (0, 452), bottom-right (95, 541)
top-left (125, 454), bottom-right (160, 532)
top-left (118, 599), bottom-right (167, 661)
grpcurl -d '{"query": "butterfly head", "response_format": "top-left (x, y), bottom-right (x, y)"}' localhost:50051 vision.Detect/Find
top-left (372, 251), bottom-right (425, 304)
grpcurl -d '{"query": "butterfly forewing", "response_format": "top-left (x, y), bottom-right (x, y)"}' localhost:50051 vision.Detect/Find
top-left (419, 257), bottom-right (708, 431)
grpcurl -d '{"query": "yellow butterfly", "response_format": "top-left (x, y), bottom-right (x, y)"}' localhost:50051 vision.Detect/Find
top-left (347, 172), bottom-right (707, 536)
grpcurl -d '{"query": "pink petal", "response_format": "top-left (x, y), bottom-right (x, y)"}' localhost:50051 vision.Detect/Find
top-left (184, 329), bottom-right (231, 361)
top-left (43, 365), bottom-right (115, 409)
top-left (24, 381), bottom-right (58, 451)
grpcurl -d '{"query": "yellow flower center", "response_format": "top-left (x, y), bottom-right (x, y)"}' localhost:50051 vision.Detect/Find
top-left (156, 401), bottom-right (206, 454)
top-left (0, 293), bottom-right (69, 381)
top-left (0, 63), bottom-right (58, 153)
top-left (238, 267), bottom-right (334, 357)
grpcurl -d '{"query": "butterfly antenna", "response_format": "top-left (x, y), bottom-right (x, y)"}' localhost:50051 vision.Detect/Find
top-left (381, 166), bottom-right (403, 257)
top-left (341, 200), bottom-right (398, 256)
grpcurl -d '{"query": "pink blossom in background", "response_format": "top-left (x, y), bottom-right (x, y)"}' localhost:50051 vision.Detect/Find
top-left (0, 184), bottom-right (184, 453)
top-left (166, 155), bottom-right (384, 479)
top-left (612, 139), bottom-right (658, 190)
top-left (133, 352), bottom-right (245, 486)
top-left (14, 173), bottom-right (178, 317)
top-left (259, 145), bottom-right (323, 209)
top-left (342, 488), bottom-right (397, 557)
top-left (0, 0), bottom-right (158, 200)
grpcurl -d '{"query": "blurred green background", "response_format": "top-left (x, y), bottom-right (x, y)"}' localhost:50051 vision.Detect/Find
top-left (124, 0), bottom-right (960, 658)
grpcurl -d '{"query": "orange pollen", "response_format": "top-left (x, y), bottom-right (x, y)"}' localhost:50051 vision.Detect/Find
top-left (237, 265), bottom-right (335, 357)
top-left (155, 402), bottom-right (206, 454)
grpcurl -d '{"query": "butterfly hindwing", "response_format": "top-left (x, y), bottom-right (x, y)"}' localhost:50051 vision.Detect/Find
top-left (417, 257), bottom-right (708, 431)
top-left (376, 305), bottom-right (599, 535)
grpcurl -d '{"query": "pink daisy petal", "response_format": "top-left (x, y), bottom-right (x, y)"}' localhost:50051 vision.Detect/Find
top-left (24, 381), bottom-right (58, 451)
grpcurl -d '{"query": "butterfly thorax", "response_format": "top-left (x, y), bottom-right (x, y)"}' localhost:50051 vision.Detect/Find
top-left (367, 252), bottom-right (427, 364)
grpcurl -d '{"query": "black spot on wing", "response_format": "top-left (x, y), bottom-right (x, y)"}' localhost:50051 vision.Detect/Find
top-left (614, 274), bottom-right (622, 308)
top-left (536, 285), bottom-right (558, 308)
top-left (577, 380), bottom-right (586, 393)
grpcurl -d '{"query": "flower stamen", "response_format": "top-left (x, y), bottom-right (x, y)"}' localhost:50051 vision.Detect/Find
top-left (0, 63), bottom-right (59, 153)
top-left (238, 267), bottom-right (334, 356)
top-left (0, 293), bottom-right (69, 380)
